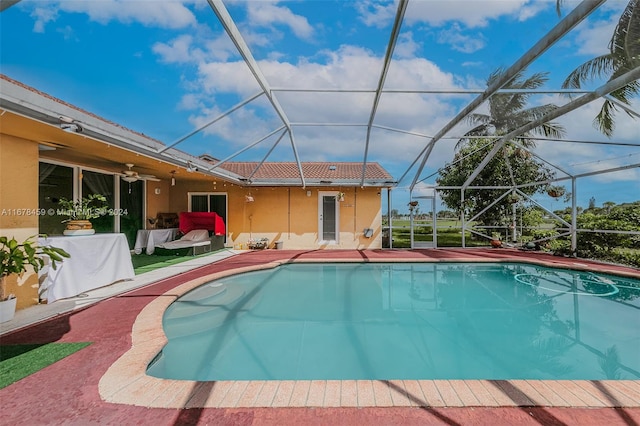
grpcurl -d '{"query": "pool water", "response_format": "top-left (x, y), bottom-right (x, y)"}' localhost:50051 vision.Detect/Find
top-left (147, 262), bottom-right (640, 381)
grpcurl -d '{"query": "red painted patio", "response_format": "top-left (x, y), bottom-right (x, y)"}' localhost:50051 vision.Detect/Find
top-left (1, 248), bottom-right (639, 425)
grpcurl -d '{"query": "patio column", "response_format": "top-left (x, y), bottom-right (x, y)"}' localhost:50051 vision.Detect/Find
top-left (461, 189), bottom-right (466, 248)
top-left (571, 177), bottom-right (577, 257)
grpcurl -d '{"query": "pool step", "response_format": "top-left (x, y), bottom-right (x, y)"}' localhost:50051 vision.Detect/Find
top-left (163, 285), bottom-right (248, 338)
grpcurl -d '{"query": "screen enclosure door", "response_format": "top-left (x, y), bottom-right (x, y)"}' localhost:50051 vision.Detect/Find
top-left (318, 191), bottom-right (339, 244)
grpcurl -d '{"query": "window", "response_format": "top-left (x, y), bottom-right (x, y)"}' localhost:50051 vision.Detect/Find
top-left (188, 192), bottom-right (228, 237)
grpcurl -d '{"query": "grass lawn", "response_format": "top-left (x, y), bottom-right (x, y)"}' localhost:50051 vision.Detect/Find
top-left (385, 219), bottom-right (489, 248)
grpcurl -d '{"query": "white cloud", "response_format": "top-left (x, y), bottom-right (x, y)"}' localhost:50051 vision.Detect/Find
top-left (153, 35), bottom-right (198, 64)
top-left (437, 24), bottom-right (485, 53)
top-left (529, 95), bottom-right (640, 183)
top-left (355, 0), bottom-right (398, 29)
top-left (395, 32), bottom-right (421, 58)
top-left (175, 43), bottom-right (461, 168)
top-left (571, 14), bottom-right (617, 56)
top-left (358, 0), bottom-right (540, 29)
top-left (178, 93), bottom-right (205, 111)
top-left (517, 2), bottom-right (549, 21)
top-left (245, 1), bottom-right (314, 40)
top-left (30, 5), bottom-right (58, 33)
top-left (30, 0), bottom-right (196, 31)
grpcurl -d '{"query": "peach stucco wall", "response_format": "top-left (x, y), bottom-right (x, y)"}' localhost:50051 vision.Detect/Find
top-left (145, 179), bottom-right (171, 227)
top-left (0, 134), bottom-right (41, 309)
top-left (168, 180), bottom-right (383, 249)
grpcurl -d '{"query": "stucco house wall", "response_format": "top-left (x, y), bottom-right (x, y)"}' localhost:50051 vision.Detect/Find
top-left (168, 181), bottom-right (383, 249)
top-left (0, 133), bottom-right (42, 309)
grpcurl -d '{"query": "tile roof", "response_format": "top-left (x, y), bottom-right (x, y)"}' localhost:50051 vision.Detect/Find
top-left (218, 162), bottom-right (394, 182)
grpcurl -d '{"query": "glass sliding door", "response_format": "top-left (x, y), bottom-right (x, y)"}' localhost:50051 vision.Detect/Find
top-left (39, 163), bottom-right (73, 236)
top-left (209, 194), bottom-right (227, 226)
top-left (120, 179), bottom-right (144, 248)
top-left (190, 194), bottom-right (208, 212)
top-left (82, 170), bottom-right (115, 233)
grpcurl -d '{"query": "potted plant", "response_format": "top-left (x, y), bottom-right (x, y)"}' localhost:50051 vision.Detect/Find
top-left (0, 235), bottom-right (69, 322)
top-left (58, 194), bottom-right (109, 235)
top-left (490, 232), bottom-right (503, 248)
top-left (507, 192), bottom-right (521, 204)
top-left (546, 185), bottom-right (565, 199)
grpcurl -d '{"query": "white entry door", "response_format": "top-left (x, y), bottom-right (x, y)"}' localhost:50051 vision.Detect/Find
top-left (318, 191), bottom-right (339, 244)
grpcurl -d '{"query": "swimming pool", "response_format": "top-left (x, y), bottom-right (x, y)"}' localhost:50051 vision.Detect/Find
top-left (147, 262), bottom-right (640, 382)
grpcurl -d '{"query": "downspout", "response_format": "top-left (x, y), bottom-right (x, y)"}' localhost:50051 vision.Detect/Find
top-left (354, 187), bottom-right (357, 242)
top-left (288, 188), bottom-right (291, 240)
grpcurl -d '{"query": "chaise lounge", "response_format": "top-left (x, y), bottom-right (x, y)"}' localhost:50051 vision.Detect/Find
top-left (155, 229), bottom-right (212, 255)
top-left (154, 212), bottom-right (226, 255)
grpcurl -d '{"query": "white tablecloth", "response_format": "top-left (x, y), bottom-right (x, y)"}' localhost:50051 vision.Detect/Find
top-left (133, 228), bottom-right (179, 254)
top-left (38, 233), bottom-right (135, 303)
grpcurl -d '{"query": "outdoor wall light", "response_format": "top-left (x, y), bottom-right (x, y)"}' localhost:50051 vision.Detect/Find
top-left (170, 170), bottom-right (176, 186)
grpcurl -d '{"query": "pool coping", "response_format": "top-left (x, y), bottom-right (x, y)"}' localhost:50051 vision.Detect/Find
top-left (99, 256), bottom-right (640, 409)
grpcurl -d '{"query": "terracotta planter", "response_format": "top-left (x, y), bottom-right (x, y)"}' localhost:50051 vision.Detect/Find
top-left (490, 239), bottom-right (503, 248)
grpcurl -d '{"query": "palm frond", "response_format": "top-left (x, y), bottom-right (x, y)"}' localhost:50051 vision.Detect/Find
top-left (463, 113), bottom-right (491, 128)
top-left (609, 0), bottom-right (640, 64)
top-left (556, 0), bottom-right (564, 17)
top-left (561, 55), bottom-right (615, 88)
top-left (458, 121), bottom-right (492, 149)
top-left (608, 81), bottom-right (640, 106)
top-left (594, 99), bottom-right (616, 137)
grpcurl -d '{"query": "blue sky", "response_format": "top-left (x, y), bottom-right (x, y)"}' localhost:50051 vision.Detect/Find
top-left (1, 0), bottom-right (638, 213)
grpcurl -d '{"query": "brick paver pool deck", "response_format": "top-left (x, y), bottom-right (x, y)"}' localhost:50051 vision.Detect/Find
top-left (1, 248), bottom-right (639, 425)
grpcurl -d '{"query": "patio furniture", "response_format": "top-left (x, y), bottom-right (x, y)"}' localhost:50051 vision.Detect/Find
top-left (179, 211), bottom-right (227, 251)
top-left (156, 212), bottom-right (179, 229)
top-left (133, 228), bottom-right (179, 254)
top-left (155, 230), bottom-right (212, 255)
top-left (38, 233), bottom-right (135, 303)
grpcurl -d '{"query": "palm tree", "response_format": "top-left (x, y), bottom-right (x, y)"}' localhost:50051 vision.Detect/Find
top-left (458, 68), bottom-right (565, 148)
top-left (558, 0), bottom-right (640, 137)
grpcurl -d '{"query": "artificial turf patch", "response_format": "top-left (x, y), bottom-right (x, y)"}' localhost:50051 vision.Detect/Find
top-left (131, 250), bottom-right (225, 274)
top-left (0, 342), bottom-right (91, 389)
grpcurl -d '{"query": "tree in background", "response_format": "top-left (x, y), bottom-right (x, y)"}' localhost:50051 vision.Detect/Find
top-left (437, 138), bottom-right (556, 230)
top-left (457, 68), bottom-right (565, 149)
top-left (438, 68), bottom-right (564, 233)
top-left (558, 0), bottom-right (640, 136)
top-left (553, 201), bottom-right (640, 267)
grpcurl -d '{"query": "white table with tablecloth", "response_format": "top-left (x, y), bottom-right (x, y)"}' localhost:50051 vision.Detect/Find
top-left (133, 228), bottom-right (179, 255)
top-left (38, 233), bottom-right (135, 303)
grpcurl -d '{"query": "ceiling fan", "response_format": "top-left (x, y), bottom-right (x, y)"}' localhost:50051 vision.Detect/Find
top-left (121, 163), bottom-right (159, 182)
